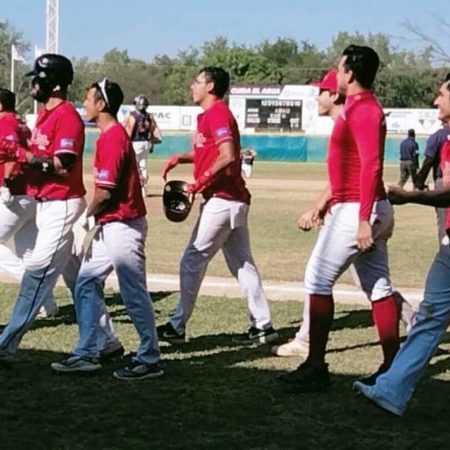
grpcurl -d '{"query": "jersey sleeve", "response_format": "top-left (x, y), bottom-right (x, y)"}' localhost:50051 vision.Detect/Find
top-left (53, 113), bottom-right (84, 158)
top-left (94, 132), bottom-right (125, 189)
top-left (206, 108), bottom-right (234, 146)
top-left (347, 102), bottom-right (385, 221)
top-left (425, 131), bottom-right (444, 160)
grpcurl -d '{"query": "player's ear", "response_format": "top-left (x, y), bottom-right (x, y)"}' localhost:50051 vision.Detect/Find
top-left (98, 98), bottom-right (108, 113)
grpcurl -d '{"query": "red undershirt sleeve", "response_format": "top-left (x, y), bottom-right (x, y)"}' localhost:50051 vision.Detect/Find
top-left (347, 102), bottom-right (385, 221)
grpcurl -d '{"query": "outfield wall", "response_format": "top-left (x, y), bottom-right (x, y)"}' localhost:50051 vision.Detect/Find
top-left (85, 130), bottom-right (428, 163)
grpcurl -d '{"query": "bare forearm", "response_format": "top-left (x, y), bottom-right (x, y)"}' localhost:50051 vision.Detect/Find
top-left (87, 189), bottom-right (112, 216)
top-left (177, 151), bottom-right (194, 164)
top-left (398, 187), bottom-right (450, 207)
top-left (312, 183), bottom-right (332, 212)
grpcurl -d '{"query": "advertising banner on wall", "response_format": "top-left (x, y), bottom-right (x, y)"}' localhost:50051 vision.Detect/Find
top-left (384, 108), bottom-right (440, 135)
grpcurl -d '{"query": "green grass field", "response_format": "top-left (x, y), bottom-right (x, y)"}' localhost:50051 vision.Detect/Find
top-left (1, 160), bottom-right (448, 449)
top-left (1, 284), bottom-right (450, 449)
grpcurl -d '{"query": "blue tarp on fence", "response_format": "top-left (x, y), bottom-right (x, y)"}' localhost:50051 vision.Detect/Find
top-left (85, 130), bottom-right (428, 163)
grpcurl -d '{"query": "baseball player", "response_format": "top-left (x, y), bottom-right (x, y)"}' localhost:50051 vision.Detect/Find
top-left (0, 88), bottom-right (59, 318)
top-left (272, 70), bottom-right (416, 358)
top-left (157, 66), bottom-right (278, 344)
top-left (354, 73), bottom-right (450, 415)
top-left (51, 79), bottom-right (162, 380)
top-left (0, 54), bottom-right (119, 366)
top-left (123, 95), bottom-right (162, 198)
top-left (278, 46), bottom-right (400, 392)
top-left (241, 148), bottom-right (257, 178)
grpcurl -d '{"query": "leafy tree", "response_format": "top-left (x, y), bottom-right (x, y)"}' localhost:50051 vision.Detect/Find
top-left (0, 20), bottom-right (31, 113)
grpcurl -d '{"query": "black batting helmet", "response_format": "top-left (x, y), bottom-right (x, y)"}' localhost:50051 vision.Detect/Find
top-left (134, 94), bottom-right (150, 111)
top-left (26, 54), bottom-right (73, 101)
top-left (163, 180), bottom-right (193, 222)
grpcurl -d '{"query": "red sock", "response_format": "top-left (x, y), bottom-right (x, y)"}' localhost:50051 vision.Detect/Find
top-left (371, 294), bottom-right (400, 367)
top-left (307, 294), bottom-right (334, 367)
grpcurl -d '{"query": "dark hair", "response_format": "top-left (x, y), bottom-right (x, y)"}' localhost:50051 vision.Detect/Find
top-left (342, 45), bottom-right (380, 89)
top-left (408, 128), bottom-right (415, 138)
top-left (198, 66), bottom-right (230, 98)
top-left (0, 88), bottom-right (16, 111)
top-left (444, 72), bottom-right (450, 91)
top-left (90, 78), bottom-right (124, 117)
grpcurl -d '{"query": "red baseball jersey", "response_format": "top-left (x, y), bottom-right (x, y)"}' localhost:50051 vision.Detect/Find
top-left (328, 91), bottom-right (387, 221)
top-left (0, 112), bottom-right (31, 195)
top-left (440, 138), bottom-right (450, 231)
top-left (93, 122), bottom-right (146, 224)
top-left (193, 100), bottom-right (251, 204)
top-left (27, 101), bottom-right (86, 200)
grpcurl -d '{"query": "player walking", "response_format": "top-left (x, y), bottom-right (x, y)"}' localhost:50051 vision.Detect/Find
top-left (278, 46), bottom-right (400, 391)
top-left (272, 70), bottom-right (415, 358)
top-left (157, 67), bottom-right (278, 344)
top-left (51, 79), bottom-right (162, 380)
top-left (0, 54), bottom-right (117, 366)
top-left (0, 88), bottom-right (60, 318)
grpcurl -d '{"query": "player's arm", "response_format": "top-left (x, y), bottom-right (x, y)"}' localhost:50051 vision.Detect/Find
top-left (27, 114), bottom-right (83, 177)
top-left (416, 156), bottom-right (434, 189)
top-left (86, 187), bottom-right (112, 217)
top-left (0, 129), bottom-right (72, 176)
top-left (161, 150), bottom-right (194, 180)
top-left (297, 183), bottom-right (332, 231)
top-left (123, 113), bottom-right (135, 138)
top-left (388, 184), bottom-right (450, 208)
top-left (187, 140), bottom-right (235, 194)
top-left (150, 117), bottom-right (162, 144)
top-left (348, 104), bottom-right (384, 250)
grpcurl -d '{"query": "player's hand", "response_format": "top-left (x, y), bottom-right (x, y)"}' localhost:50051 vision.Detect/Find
top-left (357, 220), bottom-right (374, 251)
top-left (161, 155), bottom-right (180, 181)
top-left (297, 208), bottom-right (323, 231)
top-left (387, 185), bottom-right (410, 205)
top-left (0, 138), bottom-right (18, 163)
top-left (0, 138), bottom-right (27, 164)
top-left (80, 210), bottom-right (96, 232)
top-left (186, 183), bottom-right (197, 194)
top-left (0, 186), bottom-right (13, 205)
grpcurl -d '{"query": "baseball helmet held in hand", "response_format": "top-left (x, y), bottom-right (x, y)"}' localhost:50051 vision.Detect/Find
top-left (163, 180), bottom-right (193, 222)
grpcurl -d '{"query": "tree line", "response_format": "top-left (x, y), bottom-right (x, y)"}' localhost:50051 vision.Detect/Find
top-left (0, 20), bottom-right (447, 114)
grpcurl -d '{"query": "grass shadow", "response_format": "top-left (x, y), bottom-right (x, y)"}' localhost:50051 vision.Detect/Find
top-left (2, 346), bottom-right (450, 449)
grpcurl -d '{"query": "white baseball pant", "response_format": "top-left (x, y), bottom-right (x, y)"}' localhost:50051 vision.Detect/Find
top-left (304, 200), bottom-right (395, 299)
top-left (0, 195), bottom-right (57, 310)
top-left (132, 141), bottom-right (152, 196)
top-left (170, 197), bottom-right (273, 333)
top-left (0, 197), bottom-right (117, 356)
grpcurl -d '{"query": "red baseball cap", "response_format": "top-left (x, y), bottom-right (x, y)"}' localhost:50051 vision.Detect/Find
top-left (318, 70), bottom-right (338, 92)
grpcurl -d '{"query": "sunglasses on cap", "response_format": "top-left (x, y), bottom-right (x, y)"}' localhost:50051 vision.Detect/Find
top-left (95, 78), bottom-right (110, 107)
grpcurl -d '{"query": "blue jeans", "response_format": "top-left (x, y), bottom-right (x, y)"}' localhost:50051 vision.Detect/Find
top-left (370, 242), bottom-right (450, 412)
top-left (73, 217), bottom-right (160, 365)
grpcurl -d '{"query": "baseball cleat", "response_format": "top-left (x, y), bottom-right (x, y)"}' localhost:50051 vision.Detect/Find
top-left (233, 326), bottom-right (279, 345)
top-left (271, 339), bottom-right (309, 357)
top-left (157, 322), bottom-right (186, 344)
top-left (51, 355), bottom-right (102, 373)
top-left (278, 360), bottom-right (331, 392)
top-left (113, 361), bottom-right (164, 381)
top-left (353, 381), bottom-right (404, 416)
